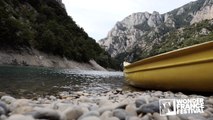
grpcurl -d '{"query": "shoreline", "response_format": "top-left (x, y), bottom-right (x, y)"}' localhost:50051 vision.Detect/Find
top-left (0, 89), bottom-right (213, 120)
top-left (0, 49), bottom-right (106, 71)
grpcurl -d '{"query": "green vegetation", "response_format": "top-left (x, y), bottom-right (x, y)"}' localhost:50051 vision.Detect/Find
top-left (168, 0), bottom-right (205, 28)
top-left (115, 19), bottom-right (213, 67)
top-left (0, 0), bottom-right (117, 69)
top-left (138, 19), bottom-right (213, 60)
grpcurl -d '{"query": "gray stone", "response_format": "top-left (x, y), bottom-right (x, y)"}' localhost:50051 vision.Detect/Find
top-left (81, 116), bottom-right (100, 120)
top-left (149, 97), bottom-right (159, 103)
top-left (0, 101), bottom-right (8, 115)
top-left (79, 111), bottom-right (100, 120)
top-left (62, 106), bottom-right (84, 120)
top-left (207, 117), bottom-right (213, 120)
top-left (206, 108), bottom-right (213, 113)
top-left (1, 96), bottom-right (16, 104)
top-left (9, 99), bottom-right (30, 110)
top-left (141, 113), bottom-right (152, 120)
top-left (12, 106), bottom-right (33, 114)
top-left (0, 115), bottom-right (7, 120)
top-left (79, 96), bottom-right (93, 103)
top-left (88, 104), bottom-right (99, 111)
top-left (97, 98), bottom-right (112, 107)
top-left (206, 98), bottom-right (213, 105)
top-left (137, 101), bottom-right (159, 114)
top-left (112, 109), bottom-right (127, 120)
top-left (0, 108), bottom-right (5, 116)
top-left (53, 102), bottom-right (73, 111)
top-left (49, 95), bottom-right (57, 101)
top-left (177, 114), bottom-right (206, 120)
top-left (163, 91), bottom-right (175, 98)
top-left (202, 110), bottom-right (213, 118)
top-left (135, 99), bottom-right (146, 107)
top-left (114, 88), bottom-right (122, 94)
top-left (32, 107), bottom-right (60, 120)
top-left (180, 94), bottom-right (188, 99)
top-left (81, 106), bottom-right (90, 113)
top-left (168, 116), bottom-right (181, 120)
top-left (100, 111), bottom-right (113, 120)
top-left (7, 114), bottom-right (35, 120)
top-left (115, 104), bottom-right (127, 109)
top-left (125, 104), bottom-right (137, 116)
top-left (107, 117), bottom-right (120, 120)
top-left (153, 91), bottom-right (163, 97)
top-left (153, 113), bottom-right (167, 120)
top-left (98, 106), bottom-right (114, 114)
top-left (128, 116), bottom-right (141, 120)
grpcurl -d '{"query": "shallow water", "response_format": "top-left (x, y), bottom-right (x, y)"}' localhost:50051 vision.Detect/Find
top-left (0, 65), bottom-right (127, 97)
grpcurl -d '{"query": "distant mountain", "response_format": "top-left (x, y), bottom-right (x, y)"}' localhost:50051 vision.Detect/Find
top-left (0, 0), bottom-right (117, 69)
top-left (99, 0), bottom-right (213, 66)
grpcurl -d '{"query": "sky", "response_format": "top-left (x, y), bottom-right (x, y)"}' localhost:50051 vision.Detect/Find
top-left (62, 0), bottom-right (196, 41)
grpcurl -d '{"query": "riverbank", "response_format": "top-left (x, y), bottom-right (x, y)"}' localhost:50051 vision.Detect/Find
top-left (0, 89), bottom-right (212, 120)
top-left (0, 49), bottom-right (106, 71)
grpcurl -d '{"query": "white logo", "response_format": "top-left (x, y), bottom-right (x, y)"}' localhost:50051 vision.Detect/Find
top-left (159, 99), bottom-right (176, 116)
top-left (159, 98), bottom-right (204, 116)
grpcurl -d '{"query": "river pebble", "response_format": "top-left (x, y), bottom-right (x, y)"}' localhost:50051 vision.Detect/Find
top-left (79, 111), bottom-right (100, 120)
top-left (1, 96), bottom-right (16, 104)
top-left (137, 101), bottom-right (159, 114)
top-left (0, 101), bottom-right (8, 115)
top-left (7, 114), bottom-right (35, 120)
top-left (112, 109), bottom-right (127, 120)
top-left (32, 107), bottom-right (61, 120)
top-left (62, 106), bottom-right (84, 120)
top-left (0, 89), bottom-right (212, 120)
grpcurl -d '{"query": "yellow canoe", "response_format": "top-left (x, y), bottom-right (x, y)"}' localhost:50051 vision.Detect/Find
top-left (124, 41), bottom-right (213, 92)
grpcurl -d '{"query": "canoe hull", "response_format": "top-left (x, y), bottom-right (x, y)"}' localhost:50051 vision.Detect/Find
top-left (124, 41), bottom-right (213, 92)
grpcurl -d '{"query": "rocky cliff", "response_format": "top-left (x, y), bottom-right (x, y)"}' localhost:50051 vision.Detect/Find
top-left (99, 0), bottom-right (213, 65)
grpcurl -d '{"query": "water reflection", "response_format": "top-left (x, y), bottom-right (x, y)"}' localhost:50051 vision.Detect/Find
top-left (0, 65), bottom-right (124, 97)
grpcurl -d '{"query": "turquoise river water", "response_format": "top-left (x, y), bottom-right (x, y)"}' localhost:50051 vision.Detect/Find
top-left (0, 65), bottom-right (130, 98)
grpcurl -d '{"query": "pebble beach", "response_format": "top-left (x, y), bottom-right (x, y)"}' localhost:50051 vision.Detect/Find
top-left (0, 89), bottom-right (213, 120)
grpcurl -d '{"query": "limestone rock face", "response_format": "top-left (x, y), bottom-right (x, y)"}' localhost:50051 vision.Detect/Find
top-left (99, 11), bottom-right (165, 58)
top-left (99, 0), bottom-right (213, 62)
top-left (191, 0), bottom-right (213, 24)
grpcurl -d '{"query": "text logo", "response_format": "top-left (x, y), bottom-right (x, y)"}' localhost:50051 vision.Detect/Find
top-left (159, 98), bottom-right (204, 116)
